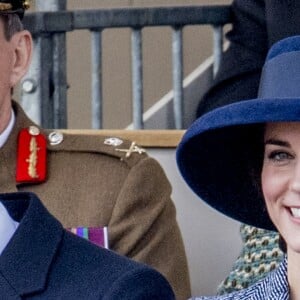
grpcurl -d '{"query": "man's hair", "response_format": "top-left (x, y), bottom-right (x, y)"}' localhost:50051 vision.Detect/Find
top-left (1, 14), bottom-right (23, 40)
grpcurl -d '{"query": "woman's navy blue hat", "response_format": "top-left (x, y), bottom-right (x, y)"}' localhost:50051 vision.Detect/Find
top-left (177, 35), bottom-right (300, 231)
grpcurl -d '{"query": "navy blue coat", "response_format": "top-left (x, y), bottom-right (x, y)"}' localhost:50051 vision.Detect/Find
top-left (196, 0), bottom-right (300, 117)
top-left (0, 192), bottom-right (175, 299)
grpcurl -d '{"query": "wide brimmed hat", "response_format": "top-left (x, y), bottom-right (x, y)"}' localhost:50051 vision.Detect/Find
top-left (177, 35), bottom-right (300, 231)
top-left (0, 1), bottom-right (30, 19)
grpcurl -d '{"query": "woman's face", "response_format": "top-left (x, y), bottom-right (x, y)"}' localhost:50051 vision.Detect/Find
top-left (262, 122), bottom-right (300, 253)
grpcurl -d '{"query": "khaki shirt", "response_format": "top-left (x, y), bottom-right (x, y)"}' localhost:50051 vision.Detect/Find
top-left (1, 102), bottom-right (191, 299)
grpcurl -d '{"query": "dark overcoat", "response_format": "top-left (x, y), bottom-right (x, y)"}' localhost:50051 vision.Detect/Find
top-left (1, 101), bottom-right (190, 300)
top-left (197, 0), bottom-right (300, 117)
top-left (0, 192), bottom-right (175, 299)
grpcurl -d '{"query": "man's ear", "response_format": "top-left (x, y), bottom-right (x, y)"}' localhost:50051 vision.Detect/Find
top-left (10, 30), bottom-right (33, 87)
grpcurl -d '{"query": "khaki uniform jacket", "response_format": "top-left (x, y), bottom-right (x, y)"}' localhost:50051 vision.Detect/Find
top-left (2, 102), bottom-right (190, 300)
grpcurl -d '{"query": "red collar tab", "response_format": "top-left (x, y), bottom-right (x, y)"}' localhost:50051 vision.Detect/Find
top-left (16, 126), bottom-right (47, 184)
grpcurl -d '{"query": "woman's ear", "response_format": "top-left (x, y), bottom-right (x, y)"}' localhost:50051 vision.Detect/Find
top-left (9, 30), bottom-right (33, 87)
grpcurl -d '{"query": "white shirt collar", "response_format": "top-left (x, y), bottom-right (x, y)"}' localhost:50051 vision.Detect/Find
top-left (0, 109), bottom-right (15, 148)
top-left (0, 202), bottom-right (19, 256)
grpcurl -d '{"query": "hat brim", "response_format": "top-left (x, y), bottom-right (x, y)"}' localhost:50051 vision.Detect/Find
top-left (177, 98), bottom-right (300, 231)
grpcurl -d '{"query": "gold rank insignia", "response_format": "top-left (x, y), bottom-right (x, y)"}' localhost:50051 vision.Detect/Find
top-left (115, 141), bottom-right (146, 158)
top-left (16, 126), bottom-right (47, 183)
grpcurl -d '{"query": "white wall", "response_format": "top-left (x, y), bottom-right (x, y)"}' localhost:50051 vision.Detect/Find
top-left (148, 148), bottom-right (242, 297)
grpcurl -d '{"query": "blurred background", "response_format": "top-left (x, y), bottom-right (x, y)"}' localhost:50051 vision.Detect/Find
top-left (24, 0), bottom-right (231, 129)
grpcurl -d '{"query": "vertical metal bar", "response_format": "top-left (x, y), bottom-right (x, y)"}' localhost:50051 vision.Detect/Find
top-left (172, 27), bottom-right (183, 129)
top-left (21, 0), bottom-right (66, 125)
top-left (53, 33), bottom-right (67, 128)
top-left (40, 37), bottom-right (54, 128)
top-left (213, 25), bottom-right (223, 77)
top-left (131, 28), bottom-right (143, 129)
top-left (91, 30), bottom-right (103, 129)
top-left (36, 0), bottom-right (67, 128)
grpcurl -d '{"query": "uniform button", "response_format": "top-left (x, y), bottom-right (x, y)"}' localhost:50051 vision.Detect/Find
top-left (48, 131), bottom-right (64, 145)
top-left (28, 126), bottom-right (40, 136)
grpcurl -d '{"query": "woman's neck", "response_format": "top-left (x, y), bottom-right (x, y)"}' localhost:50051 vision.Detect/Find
top-left (288, 249), bottom-right (300, 300)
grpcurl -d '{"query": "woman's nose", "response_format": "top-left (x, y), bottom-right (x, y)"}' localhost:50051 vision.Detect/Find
top-left (290, 161), bottom-right (300, 193)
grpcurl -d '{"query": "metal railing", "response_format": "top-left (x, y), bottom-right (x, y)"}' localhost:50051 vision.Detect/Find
top-left (21, 2), bottom-right (232, 129)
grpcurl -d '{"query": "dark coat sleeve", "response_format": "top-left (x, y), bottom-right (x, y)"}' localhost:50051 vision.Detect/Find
top-left (102, 267), bottom-right (175, 300)
top-left (196, 0), bottom-right (268, 117)
top-left (48, 231), bottom-right (176, 300)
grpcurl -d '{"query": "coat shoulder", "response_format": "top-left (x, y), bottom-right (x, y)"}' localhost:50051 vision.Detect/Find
top-left (44, 129), bottom-right (149, 168)
top-left (56, 231), bottom-right (175, 299)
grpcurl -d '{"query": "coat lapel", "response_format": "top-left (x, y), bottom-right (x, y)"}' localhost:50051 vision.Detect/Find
top-left (0, 192), bottom-right (63, 297)
top-left (0, 274), bottom-right (21, 299)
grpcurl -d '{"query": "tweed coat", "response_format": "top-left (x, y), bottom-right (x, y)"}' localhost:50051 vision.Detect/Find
top-left (190, 257), bottom-right (288, 300)
top-left (0, 192), bottom-right (175, 299)
top-left (196, 0), bottom-right (300, 117)
top-left (2, 101), bottom-right (190, 300)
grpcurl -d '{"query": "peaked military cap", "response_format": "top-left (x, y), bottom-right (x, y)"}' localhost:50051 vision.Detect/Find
top-left (0, 0), bottom-right (29, 19)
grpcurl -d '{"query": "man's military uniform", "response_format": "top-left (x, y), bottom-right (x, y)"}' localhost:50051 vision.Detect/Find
top-left (3, 102), bottom-right (190, 299)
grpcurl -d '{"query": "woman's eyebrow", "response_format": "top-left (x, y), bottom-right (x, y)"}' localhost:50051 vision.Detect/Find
top-left (264, 138), bottom-right (290, 147)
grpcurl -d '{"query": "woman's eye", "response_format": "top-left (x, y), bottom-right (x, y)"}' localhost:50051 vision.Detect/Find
top-left (268, 151), bottom-right (292, 162)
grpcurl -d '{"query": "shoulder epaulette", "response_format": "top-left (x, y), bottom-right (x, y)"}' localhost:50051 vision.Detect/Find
top-left (44, 129), bottom-right (148, 168)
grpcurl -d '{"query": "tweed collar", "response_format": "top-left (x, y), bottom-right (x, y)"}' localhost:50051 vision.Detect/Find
top-left (191, 257), bottom-right (288, 300)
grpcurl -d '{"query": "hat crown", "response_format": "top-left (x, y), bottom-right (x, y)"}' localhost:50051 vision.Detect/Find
top-left (267, 35), bottom-right (300, 60)
top-left (258, 36), bottom-right (300, 99)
